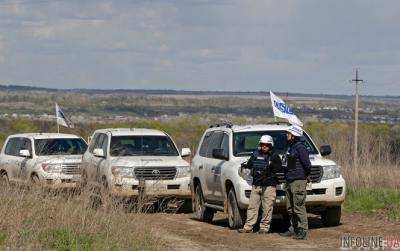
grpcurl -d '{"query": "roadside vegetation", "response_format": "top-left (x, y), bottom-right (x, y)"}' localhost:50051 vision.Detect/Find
top-left (0, 117), bottom-right (399, 249)
top-left (0, 185), bottom-right (166, 250)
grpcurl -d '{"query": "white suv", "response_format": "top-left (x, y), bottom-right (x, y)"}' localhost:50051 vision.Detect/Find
top-left (0, 133), bottom-right (87, 188)
top-left (191, 123), bottom-right (346, 229)
top-left (81, 128), bottom-right (191, 207)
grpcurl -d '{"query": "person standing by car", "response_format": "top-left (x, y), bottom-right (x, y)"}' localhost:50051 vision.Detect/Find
top-left (238, 135), bottom-right (282, 234)
top-left (280, 124), bottom-right (311, 240)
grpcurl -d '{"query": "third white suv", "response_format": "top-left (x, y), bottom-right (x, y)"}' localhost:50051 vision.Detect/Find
top-left (0, 133), bottom-right (87, 188)
top-left (191, 123), bottom-right (346, 229)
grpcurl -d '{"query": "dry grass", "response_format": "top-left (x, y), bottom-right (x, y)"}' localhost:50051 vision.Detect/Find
top-left (0, 184), bottom-right (167, 250)
top-left (307, 122), bottom-right (400, 189)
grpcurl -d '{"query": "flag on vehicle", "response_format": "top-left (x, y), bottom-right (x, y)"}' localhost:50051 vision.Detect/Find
top-left (55, 103), bottom-right (74, 129)
top-left (269, 91), bottom-right (303, 126)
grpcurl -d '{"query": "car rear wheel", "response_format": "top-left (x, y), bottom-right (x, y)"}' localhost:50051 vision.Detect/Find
top-left (321, 206), bottom-right (341, 227)
top-left (193, 184), bottom-right (214, 222)
top-left (227, 188), bottom-right (245, 229)
top-left (0, 171), bottom-right (9, 186)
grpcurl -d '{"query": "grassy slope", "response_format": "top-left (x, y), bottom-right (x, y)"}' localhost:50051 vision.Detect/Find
top-left (344, 187), bottom-right (400, 221)
top-left (0, 185), bottom-right (166, 250)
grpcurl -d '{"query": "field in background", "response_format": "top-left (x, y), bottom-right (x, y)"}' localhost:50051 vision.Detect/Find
top-left (1, 117), bottom-right (399, 189)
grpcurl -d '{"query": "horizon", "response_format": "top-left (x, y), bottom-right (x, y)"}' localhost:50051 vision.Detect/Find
top-left (2, 83), bottom-right (400, 98)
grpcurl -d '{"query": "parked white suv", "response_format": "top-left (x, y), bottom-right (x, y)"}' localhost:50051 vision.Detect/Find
top-left (191, 123), bottom-right (346, 229)
top-left (81, 128), bottom-right (191, 208)
top-left (0, 133), bottom-right (87, 188)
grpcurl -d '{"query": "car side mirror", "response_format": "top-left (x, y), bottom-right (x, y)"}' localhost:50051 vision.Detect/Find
top-left (93, 148), bottom-right (105, 158)
top-left (181, 148), bottom-right (191, 157)
top-left (212, 148), bottom-right (228, 161)
top-left (19, 149), bottom-right (31, 158)
top-left (320, 145), bottom-right (332, 156)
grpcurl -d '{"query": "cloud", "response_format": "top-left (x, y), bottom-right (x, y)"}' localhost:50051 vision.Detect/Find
top-left (0, 0), bottom-right (399, 95)
top-left (0, 35), bottom-right (6, 63)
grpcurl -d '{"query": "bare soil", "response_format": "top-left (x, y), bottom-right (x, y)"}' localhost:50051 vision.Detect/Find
top-left (147, 212), bottom-right (400, 250)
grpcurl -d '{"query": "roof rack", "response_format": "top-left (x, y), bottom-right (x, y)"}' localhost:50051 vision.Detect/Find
top-left (265, 121), bottom-right (291, 125)
top-left (209, 122), bottom-right (233, 128)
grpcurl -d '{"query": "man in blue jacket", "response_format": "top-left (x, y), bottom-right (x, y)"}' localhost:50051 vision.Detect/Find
top-left (238, 135), bottom-right (282, 234)
top-left (280, 124), bottom-right (311, 240)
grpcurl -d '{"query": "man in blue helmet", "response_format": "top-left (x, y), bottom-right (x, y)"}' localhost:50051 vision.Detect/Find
top-left (280, 124), bottom-right (311, 240)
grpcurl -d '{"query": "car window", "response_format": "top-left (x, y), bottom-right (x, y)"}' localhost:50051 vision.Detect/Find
top-left (199, 131), bottom-right (213, 157)
top-left (109, 135), bottom-right (179, 156)
top-left (100, 134), bottom-right (108, 157)
top-left (89, 133), bottom-right (99, 153)
top-left (206, 131), bottom-right (223, 158)
top-left (221, 133), bottom-right (229, 158)
top-left (5, 138), bottom-right (19, 156)
top-left (35, 138), bottom-right (87, 156)
top-left (20, 138), bottom-right (32, 153)
top-left (233, 130), bottom-right (318, 156)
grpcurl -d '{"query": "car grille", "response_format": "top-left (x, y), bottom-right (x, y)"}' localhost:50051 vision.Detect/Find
top-left (134, 166), bottom-right (176, 180)
top-left (276, 166), bottom-right (323, 183)
top-left (61, 164), bottom-right (81, 175)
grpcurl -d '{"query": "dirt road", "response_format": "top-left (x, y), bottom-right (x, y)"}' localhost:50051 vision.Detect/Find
top-left (147, 212), bottom-right (400, 250)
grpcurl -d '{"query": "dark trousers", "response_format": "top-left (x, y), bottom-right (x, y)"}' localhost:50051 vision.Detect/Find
top-left (286, 180), bottom-right (308, 230)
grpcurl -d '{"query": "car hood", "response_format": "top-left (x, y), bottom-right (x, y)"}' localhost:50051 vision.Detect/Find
top-left (109, 156), bottom-right (189, 168)
top-left (35, 155), bottom-right (83, 165)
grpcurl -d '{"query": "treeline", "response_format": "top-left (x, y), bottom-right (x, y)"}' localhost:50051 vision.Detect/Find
top-left (1, 118), bottom-right (399, 163)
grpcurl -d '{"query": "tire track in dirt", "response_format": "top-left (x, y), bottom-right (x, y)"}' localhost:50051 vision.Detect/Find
top-left (147, 212), bottom-right (400, 250)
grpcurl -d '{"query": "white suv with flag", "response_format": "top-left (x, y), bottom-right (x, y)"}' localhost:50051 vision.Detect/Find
top-left (191, 123), bottom-right (346, 229)
top-left (0, 133), bottom-right (87, 188)
top-left (81, 128), bottom-right (192, 209)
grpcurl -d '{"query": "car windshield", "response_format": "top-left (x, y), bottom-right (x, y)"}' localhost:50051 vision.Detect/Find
top-left (233, 130), bottom-right (318, 156)
top-left (35, 138), bottom-right (87, 156)
top-left (110, 135), bottom-right (179, 156)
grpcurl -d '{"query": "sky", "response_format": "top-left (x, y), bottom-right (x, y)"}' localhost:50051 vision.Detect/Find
top-left (0, 0), bottom-right (399, 95)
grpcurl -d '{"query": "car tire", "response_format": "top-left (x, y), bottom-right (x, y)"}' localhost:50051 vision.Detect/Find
top-left (193, 184), bottom-right (214, 222)
top-left (31, 174), bottom-right (40, 184)
top-left (0, 171), bottom-right (9, 186)
top-left (227, 188), bottom-right (245, 229)
top-left (321, 206), bottom-right (341, 227)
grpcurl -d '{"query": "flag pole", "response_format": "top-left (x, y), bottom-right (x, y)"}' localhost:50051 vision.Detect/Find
top-left (57, 123), bottom-right (60, 134)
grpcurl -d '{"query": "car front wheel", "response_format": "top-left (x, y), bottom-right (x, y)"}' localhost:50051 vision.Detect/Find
top-left (321, 206), bottom-right (341, 227)
top-left (193, 184), bottom-right (214, 222)
top-left (227, 188), bottom-right (245, 229)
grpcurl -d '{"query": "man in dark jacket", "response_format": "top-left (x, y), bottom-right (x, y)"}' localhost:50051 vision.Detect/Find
top-left (280, 124), bottom-right (312, 240)
top-left (238, 135), bottom-right (282, 234)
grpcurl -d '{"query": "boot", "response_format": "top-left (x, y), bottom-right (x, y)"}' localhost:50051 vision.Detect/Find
top-left (237, 228), bottom-right (253, 233)
top-left (279, 229), bottom-right (294, 237)
top-left (257, 229), bottom-right (271, 234)
top-left (293, 228), bottom-right (308, 240)
top-left (279, 226), bottom-right (296, 237)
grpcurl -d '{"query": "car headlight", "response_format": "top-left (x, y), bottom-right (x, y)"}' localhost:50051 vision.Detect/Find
top-left (176, 166), bottom-right (190, 178)
top-left (42, 163), bottom-right (62, 173)
top-left (111, 166), bottom-right (135, 178)
top-left (238, 167), bottom-right (252, 182)
top-left (322, 165), bottom-right (341, 180)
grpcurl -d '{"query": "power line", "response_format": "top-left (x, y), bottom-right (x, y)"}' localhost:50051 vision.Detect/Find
top-left (350, 68), bottom-right (364, 168)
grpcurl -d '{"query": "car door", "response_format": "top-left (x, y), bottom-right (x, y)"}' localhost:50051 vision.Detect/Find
top-left (1, 137), bottom-right (19, 182)
top-left (17, 137), bottom-right (33, 181)
top-left (96, 133), bottom-right (109, 184)
top-left (192, 131), bottom-right (213, 197)
top-left (5, 138), bottom-right (26, 182)
top-left (83, 133), bottom-right (99, 182)
top-left (92, 133), bottom-right (108, 183)
top-left (209, 132), bottom-right (230, 202)
top-left (204, 131), bottom-right (223, 203)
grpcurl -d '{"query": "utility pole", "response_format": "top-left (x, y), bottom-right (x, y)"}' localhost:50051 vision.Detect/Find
top-left (351, 68), bottom-right (363, 168)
